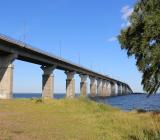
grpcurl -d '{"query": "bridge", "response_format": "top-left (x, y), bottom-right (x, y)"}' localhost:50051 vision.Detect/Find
top-left (0, 34), bottom-right (133, 99)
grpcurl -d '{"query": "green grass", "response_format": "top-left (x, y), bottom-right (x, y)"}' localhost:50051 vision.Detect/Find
top-left (0, 97), bottom-right (160, 140)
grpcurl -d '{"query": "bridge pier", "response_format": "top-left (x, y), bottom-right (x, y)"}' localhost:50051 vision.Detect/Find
top-left (122, 85), bottom-right (126, 95)
top-left (125, 86), bottom-right (128, 94)
top-left (0, 54), bottom-right (17, 99)
top-left (127, 86), bottom-right (132, 94)
top-left (97, 79), bottom-right (102, 96)
top-left (65, 71), bottom-right (75, 98)
top-left (41, 66), bottom-right (56, 99)
top-left (106, 81), bottom-right (111, 96)
top-left (80, 74), bottom-right (87, 96)
top-left (90, 77), bottom-right (96, 97)
top-left (101, 80), bottom-right (107, 97)
top-left (122, 85), bottom-right (125, 94)
top-left (110, 82), bottom-right (116, 96)
top-left (117, 83), bottom-right (122, 95)
top-left (126, 87), bottom-right (129, 94)
top-left (129, 88), bottom-right (133, 94)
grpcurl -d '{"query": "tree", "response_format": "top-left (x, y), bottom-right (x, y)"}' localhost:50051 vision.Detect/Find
top-left (118, 0), bottom-right (160, 95)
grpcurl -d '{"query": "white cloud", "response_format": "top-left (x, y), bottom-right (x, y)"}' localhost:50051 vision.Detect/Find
top-left (121, 5), bottom-right (133, 21)
top-left (121, 5), bottom-right (133, 27)
top-left (107, 5), bottom-right (133, 42)
top-left (107, 36), bottom-right (117, 42)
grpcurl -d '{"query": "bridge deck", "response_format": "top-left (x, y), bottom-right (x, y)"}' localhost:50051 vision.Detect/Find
top-left (0, 34), bottom-right (128, 86)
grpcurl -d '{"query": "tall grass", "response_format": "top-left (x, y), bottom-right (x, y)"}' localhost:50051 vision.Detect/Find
top-left (0, 97), bottom-right (159, 140)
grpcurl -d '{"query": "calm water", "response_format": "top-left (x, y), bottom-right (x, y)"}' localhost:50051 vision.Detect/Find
top-left (13, 93), bottom-right (160, 112)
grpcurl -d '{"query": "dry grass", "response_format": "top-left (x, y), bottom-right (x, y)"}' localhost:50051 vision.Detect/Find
top-left (0, 97), bottom-right (160, 140)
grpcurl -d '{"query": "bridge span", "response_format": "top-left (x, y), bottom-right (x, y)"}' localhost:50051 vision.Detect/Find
top-left (0, 34), bottom-right (133, 99)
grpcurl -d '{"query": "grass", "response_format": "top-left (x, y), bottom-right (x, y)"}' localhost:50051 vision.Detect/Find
top-left (0, 97), bottom-right (160, 140)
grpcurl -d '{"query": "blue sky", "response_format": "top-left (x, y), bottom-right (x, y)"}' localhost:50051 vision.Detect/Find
top-left (0, 0), bottom-right (143, 93)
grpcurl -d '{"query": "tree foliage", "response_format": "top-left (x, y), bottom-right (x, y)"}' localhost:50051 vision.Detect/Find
top-left (118, 0), bottom-right (160, 95)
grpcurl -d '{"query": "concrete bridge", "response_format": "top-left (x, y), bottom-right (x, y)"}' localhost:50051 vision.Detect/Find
top-left (0, 34), bottom-right (133, 99)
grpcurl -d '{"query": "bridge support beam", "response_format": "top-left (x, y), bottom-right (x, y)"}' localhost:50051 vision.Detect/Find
top-left (128, 89), bottom-right (130, 94)
top-left (101, 80), bottom-right (107, 97)
top-left (0, 54), bottom-right (17, 99)
top-left (41, 66), bottom-right (56, 99)
top-left (128, 88), bottom-right (133, 94)
top-left (80, 74), bottom-right (87, 96)
top-left (126, 87), bottom-right (129, 94)
top-left (122, 85), bottom-right (126, 95)
top-left (90, 77), bottom-right (96, 97)
top-left (105, 82), bottom-right (110, 96)
top-left (65, 71), bottom-right (75, 98)
top-left (125, 86), bottom-right (128, 94)
top-left (127, 87), bottom-right (132, 94)
top-left (117, 83), bottom-right (122, 95)
top-left (110, 82), bottom-right (116, 96)
top-left (97, 79), bottom-right (102, 96)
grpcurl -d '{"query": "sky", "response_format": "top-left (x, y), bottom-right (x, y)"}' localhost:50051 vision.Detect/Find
top-left (0, 0), bottom-right (144, 93)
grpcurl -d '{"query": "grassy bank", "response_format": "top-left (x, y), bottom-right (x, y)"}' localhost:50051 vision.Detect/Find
top-left (0, 98), bottom-right (160, 140)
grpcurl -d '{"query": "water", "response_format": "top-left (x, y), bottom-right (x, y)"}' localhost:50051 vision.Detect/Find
top-left (94, 94), bottom-right (160, 112)
top-left (13, 93), bottom-right (160, 112)
top-left (13, 93), bottom-right (66, 99)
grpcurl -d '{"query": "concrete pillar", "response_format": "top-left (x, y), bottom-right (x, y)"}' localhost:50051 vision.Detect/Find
top-left (117, 83), bottom-right (122, 95)
top-left (126, 87), bottom-right (128, 94)
top-left (104, 82), bottom-right (110, 96)
top-left (121, 85), bottom-right (124, 94)
top-left (128, 89), bottom-right (130, 94)
top-left (0, 54), bottom-right (17, 99)
top-left (129, 88), bottom-right (133, 94)
top-left (65, 71), bottom-right (75, 98)
top-left (89, 77), bottom-right (96, 97)
top-left (97, 79), bottom-right (102, 96)
top-left (80, 74), bottom-right (87, 96)
top-left (128, 88), bottom-right (130, 94)
top-left (124, 86), bottom-right (128, 94)
top-left (110, 82), bottom-right (116, 96)
top-left (41, 66), bottom-right (56, 99)
top-left (122, 85), bottom-right (126, 95)
top-left (128, 87), bottom-right (133, 94)
top-left (120, 85), bottom-right (123, 95)
top-left (101, 80), bottom-right (107, 97)
top-left (127, 88), bottom-right (130, 94)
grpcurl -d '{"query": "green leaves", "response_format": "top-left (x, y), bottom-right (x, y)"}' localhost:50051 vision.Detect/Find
top-left (118, 0), bottom-right (160, 94)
